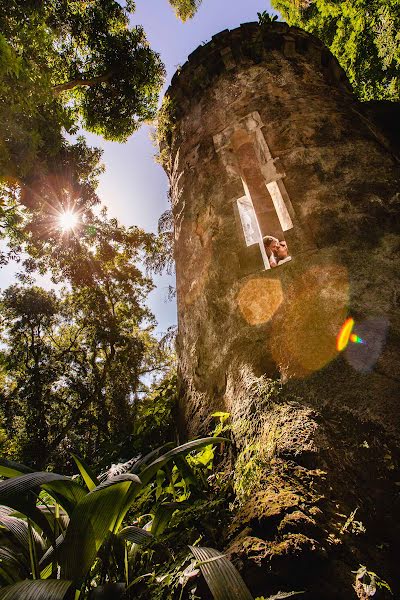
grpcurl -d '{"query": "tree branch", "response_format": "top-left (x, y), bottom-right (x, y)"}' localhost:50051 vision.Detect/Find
top-left (53, 73), bottom-right (112, 95)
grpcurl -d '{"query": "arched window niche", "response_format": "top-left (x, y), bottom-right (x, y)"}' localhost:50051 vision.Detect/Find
top-left (214, 111), bottom-right (300, 274)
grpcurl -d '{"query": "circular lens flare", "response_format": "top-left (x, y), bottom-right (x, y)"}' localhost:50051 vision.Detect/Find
top-left (59, 210), bottom-right (78, 231)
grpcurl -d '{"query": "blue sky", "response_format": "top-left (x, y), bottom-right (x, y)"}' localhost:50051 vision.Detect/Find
top-left (0, 0), bottom-right (278, 335)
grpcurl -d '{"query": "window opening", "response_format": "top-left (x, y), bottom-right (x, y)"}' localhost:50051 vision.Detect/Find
top-left (266, 180), bottom-right (293, 232)
top-left (237, 196), bottom-right (259, 247)
top-left (237, 196), bottom-right (291, 270)
top-left (237, 195), bottom-right (270, 270)
top-left (214, 115), bottom-right (295, 272)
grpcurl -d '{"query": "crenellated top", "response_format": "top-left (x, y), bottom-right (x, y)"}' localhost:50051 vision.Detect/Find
top-left (165, 21), bottom-right (353, 118)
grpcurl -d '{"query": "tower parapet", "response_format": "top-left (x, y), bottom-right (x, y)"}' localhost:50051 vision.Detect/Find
top-left (166, 22), bottom-right (352, 119)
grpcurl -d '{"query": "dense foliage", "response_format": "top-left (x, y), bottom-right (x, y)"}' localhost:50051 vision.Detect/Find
top-left (0, 0), bottom-right (164, 169)
top-left (0, 278), bottom-right (176, 469)
top-left (0, 435), bottom-right (232, 599)
top-left (270, 0), bottom-right (400, 101)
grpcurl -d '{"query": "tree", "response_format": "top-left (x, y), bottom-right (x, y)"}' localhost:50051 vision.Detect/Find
top-left (0, 286), bottom-right (60, 468)
top-left (0, 0), bottom-right (164, 159)
top-left (271, 0), bottom-right (400, 100)
top-left (0, 210), bottom-right (174, 469)
top-left (0, 0), bottom-right (165, 263)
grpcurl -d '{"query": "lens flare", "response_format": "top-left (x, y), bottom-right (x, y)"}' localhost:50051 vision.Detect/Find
top-left (58, 210), bottom-right (78, 231)
top-left (337, 317), bottom-right (366, 352)
top-left (350, 333), bottom-right (364, 344)
top-left (270, 264), bottom-right (349, 379)
top-left (336, 317), bottom-right (355, 351)
top-left (238, 277), bottom-right (283, 325)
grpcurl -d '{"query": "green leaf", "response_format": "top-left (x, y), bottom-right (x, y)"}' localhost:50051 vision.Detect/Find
top-left (0, 459), bottom-right (34, 478)
top-left (139, 437), bottom-right (229, 486)
top-left (0, 513), bottom-right (44, 558)
top-left (70, 454), bottom-right (99, 492)
top-left (27, 518), bottom-right (39, 580)
top-left (151, 502), bottom-right (181, 537)
top-left (59, 479), bottom-right (141, 584)
top-left (117, 526), bottom-right (154, 545)
top-left (188, 546), bottom-right (254, 600)
top-left (0, 497), bottom-right (54, 541)
top-left (173, 455), bottom-right (201, 489)
top-left (0, 579), bottom-right (72, 599)
top-left (92, 474), bottom-right (141, 492)
top-left (39, 533), bottom-right (64, 570)
top-left (42, 481), bottom-right (87, 516)
top-left (129, 442), bottom-right (175, 474)
top-left (0, 473), bottom-right (86, 516)
top-left (211, 412), bottom-right (230, 421)
top-left (0, 547), bottom-right (29, 582)
top-left (37, 505), bottom-right (69, 533)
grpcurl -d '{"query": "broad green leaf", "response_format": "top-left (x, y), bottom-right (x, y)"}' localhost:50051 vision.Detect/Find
top-left (139, 437), bottom-right (229, 486)
top-left (0, 472), bottom-right (86, 516)
top-left (27, 518), bottom-right (39, 579)
top-left (37, 505), bottom-right (69, 532)
top-left (188, 546), bottom-right (254, 600)
top-left (42, 481), bottom-right (87, 515)
top-left (0, 567), bottom-right (15, 587)
top-left (0, 497), bottom-right (54, 541)
top-left (155, 469), bottom-right (166, 501)
top-left (93, 475), bottom-right (142, 536)
top-left (151, 502), bottom-right (180, 537)
top-left (70, 454), bottom-right (99, 492)
top-left (117, 526), bottom-right (154, 545)
top-left (0, 472), bottom-right (69, 498)
top-left (173, 455), bottom-right (201, 489)
top-left (39, 533), bottom-right (64, 570)
top-left (0, 547), bottom-right (29, 583)
top-left (59, 479), bottom-right (140, 584)
top-left (0, 579), bottom-right (72, 599)
top-left (0, 513), bottom-right (44, 558)
top-left (129, 442), bottom-right (175, 474)
top-left (0, 459), bottom-right (33, 478)
top-left (92, 473), bottom-right (141, 493)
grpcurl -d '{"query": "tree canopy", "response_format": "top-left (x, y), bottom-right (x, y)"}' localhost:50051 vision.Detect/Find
top-left (270, 0), bottom-right (400, 101)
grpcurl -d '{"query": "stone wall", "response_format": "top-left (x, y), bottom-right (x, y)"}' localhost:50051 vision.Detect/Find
top-left (160, 22), bottom-right (400, 599)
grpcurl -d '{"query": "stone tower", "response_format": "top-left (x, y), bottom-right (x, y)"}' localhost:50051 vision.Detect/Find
top-left (159, 22), bottom-right (400, 600)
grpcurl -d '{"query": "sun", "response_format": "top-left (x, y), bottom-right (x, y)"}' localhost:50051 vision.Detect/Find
top-left (58, 210), bottom-right (79, 232)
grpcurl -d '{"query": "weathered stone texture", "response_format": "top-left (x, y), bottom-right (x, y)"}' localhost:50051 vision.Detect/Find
top-left (161, 22), bottom-right (400, 599)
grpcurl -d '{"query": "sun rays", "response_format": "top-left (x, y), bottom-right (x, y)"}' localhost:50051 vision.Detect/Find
top-left (58, 209), bottom-right (79, 232)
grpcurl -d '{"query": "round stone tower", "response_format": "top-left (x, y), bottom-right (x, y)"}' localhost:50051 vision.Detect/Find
top-left (159, 22), bottom-right (400, 599)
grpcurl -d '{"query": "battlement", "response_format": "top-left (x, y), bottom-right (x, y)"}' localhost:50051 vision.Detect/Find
top-left (165, 21), bottom-right (353, 115)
